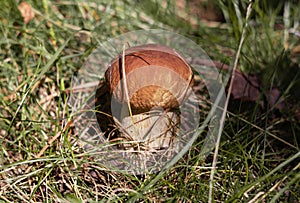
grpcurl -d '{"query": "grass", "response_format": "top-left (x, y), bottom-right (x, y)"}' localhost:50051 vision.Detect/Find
top-left (0, 0), bottom-right (300, 202)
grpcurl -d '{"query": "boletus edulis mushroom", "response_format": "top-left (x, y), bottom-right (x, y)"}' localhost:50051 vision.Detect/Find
top-left (105, 44), bottom-right (194, 154)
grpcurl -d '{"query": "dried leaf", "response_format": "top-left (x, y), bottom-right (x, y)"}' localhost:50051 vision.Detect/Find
top-left (18, 2), bottom-right (35, 24)
top-left (266, 88), bottom-right (284, 110)
top-left (186, 58), bottom-right (285, 110)
top-left (231, 70), bottom-right (260, 101)
top-left (231, 70), bottom-right (285, 110)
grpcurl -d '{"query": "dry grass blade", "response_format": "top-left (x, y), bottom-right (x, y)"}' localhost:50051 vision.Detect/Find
top-left (121, 44), bottom-right (137, 138)
top-left (208, 1), bottom-right (254, 202)
top-left (122, 44), bottom-right (133, 119)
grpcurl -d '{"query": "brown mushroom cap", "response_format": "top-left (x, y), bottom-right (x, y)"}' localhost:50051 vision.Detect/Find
top-left (105, 44), bottom-right (193, 113)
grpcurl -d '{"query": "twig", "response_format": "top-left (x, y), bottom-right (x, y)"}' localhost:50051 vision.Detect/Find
top-left (208, 1), bottom-right (254, 202)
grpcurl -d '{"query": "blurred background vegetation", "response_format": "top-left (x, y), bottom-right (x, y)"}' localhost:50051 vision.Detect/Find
top-left (0, 0), bottom-right (299, 202)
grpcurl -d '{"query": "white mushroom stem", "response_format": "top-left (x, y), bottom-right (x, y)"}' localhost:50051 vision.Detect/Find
top-left (116, 109), bottom-right (179, 152)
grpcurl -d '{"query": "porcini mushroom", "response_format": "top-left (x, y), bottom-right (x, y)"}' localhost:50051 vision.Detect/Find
top-left (105, 44), bottom-right (194, 153)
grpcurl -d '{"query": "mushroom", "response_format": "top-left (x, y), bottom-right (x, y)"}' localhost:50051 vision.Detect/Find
top-left (105, 44), bottom-right (194, 153)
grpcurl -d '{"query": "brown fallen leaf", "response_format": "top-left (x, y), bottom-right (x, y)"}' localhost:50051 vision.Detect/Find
top-left (189, 58), bottom-right (285, 110)
top-left (18, 2), bottom-right (35, 24)
top-left (230, 69), bottom-right (285, 110)
top-left (266, 88), bottom-right (285, 110)
top-left (231, 70), bottom-right (260, 101)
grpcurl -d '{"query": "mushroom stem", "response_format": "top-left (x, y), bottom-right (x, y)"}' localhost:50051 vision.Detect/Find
top-left (117, 109), bottom-right (179, 152)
